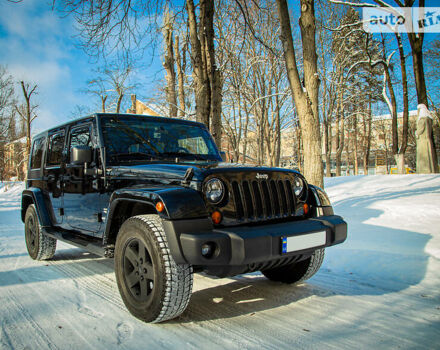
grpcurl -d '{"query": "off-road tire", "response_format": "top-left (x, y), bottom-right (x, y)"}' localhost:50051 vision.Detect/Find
top-left (114, 214), bottom-right (193, 323)
top-left (262, 248), bottom-right (325, 284)
top-left (24, 204), bottom-right (57, 260)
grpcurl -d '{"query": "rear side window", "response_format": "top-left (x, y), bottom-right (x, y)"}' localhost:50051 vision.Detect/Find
top-left (46, 132), bottom-right (65, 166)
top-left (30, 137), bottom-right (46, 169)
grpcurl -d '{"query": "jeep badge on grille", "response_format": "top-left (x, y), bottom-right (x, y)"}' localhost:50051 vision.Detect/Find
top-left (256, 173), bottom-right (269, 179)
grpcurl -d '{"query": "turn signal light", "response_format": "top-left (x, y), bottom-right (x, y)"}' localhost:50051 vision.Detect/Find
top-left (156, 201), bottom-right (165, 213)
top-left (211, 211), bottom-right (222, 225)
top-left (303, 203), bottom-right (309, 215)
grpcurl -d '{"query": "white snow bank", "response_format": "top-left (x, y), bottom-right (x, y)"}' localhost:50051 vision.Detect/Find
top-left (0, 175), bottom-right (439, 349)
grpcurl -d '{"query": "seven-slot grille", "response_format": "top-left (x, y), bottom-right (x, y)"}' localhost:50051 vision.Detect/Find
top-left (230, 178), bottom-right (298, 221)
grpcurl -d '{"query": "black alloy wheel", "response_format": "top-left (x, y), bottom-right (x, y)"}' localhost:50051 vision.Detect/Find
top-left (122, 238), bottom-right (155, 302)
top-left (114, 214), bottom-right (193, 323)
top-left (24, 204), bottom-right (57, 260)
top-left (25, 212), bottom-right (38, 257)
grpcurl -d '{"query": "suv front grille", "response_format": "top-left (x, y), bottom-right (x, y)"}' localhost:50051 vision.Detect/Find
top-left (231, 179), bottom-right (296, 220)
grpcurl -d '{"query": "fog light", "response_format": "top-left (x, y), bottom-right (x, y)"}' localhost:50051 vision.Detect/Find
top-left (201, 242), bottom-right (216, 258)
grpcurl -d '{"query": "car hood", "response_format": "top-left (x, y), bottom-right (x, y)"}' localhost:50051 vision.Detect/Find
top-left (107, 162), bottom-right (301, 182)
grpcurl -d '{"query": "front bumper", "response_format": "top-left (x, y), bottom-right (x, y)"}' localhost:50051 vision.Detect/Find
top-left (162, 214), bottom-right (347, 267)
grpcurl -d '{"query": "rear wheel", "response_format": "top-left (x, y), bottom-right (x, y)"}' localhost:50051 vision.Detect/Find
top-left (114, 214), bottom-right (193, 323)
top-left (24, 204), bottom-right (57, 260)
top-left (262, 248), bottom-right (325, 284)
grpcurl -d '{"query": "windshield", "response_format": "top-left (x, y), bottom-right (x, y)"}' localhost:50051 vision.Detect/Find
top-left (101, 115), bottom-right (221, 165)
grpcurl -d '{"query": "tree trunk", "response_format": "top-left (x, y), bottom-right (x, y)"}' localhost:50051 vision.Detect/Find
top-left (384, 66), bottom-right (398, 156)
top-left (275, 93), bottom-right (281, 167)
top-left (363, 103), bottom-right (372, 175)
top-left (354, 115), bottom-right (358, 175)
top-left (335, 82), bottom-right (344, 177)
top-left (175, 36), bottom-right (186, 118)
top-left (324, 120), bottom-right (331, 177)
top-left (395, 153), bottom-right (405, 174)
top-left (396, 33), bottom-right (409, 173)
top-left (211, 69), bottom-right (223, 147)
top-left (295, 121), bottom-right (303, 173)
top-left (101, 96), bottom-right (107, 113)
top-left (407, 31), bottom-right (427, 106)
top-left (276, 0), bottom-right (323, 188)
top-left (163, 8), bottom-right (178, 118)
top-left (115, 93), bottom-right (123, 113)
top-left (186, 0), bottom-right (209, 126)
top-left (299, 0), bottom-right (320, 129)
top-left (17, 81), bottom-right (37, 159)
top-left (203, 0), bottom-right (222, 147)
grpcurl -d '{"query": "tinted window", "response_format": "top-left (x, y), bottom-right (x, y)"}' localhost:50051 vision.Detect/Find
top-left (46, 132), bottom-right (65, 166)
top-left (30, 138), bottom-right (45, 169)
top-left (69, 125), bottom-right (92, 161)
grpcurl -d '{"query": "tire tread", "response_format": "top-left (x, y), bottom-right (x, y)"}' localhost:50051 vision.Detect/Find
top-left (26, 204), bottom-right (57, 260)
top-left (125, 214), bottom-right (193, 323)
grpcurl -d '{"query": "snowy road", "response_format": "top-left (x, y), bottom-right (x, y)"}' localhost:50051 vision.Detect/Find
top-left (1, 175), bottom-right (439, 349)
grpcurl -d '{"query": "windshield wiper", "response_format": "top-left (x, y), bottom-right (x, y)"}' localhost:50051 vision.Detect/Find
top-left (110, 151), bottom-right (215, 163)
top-left (161, 152), bottom-right (211, 161)
top-left (110, 152), bottom-right (164, 162)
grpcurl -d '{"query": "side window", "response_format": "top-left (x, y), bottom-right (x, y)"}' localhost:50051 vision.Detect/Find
top-left (69, 125), bottom-right (92, 162)
top-left (30, 138), bottom-right (46, 169)
top-left (46, 132), bottom-right (65, 166)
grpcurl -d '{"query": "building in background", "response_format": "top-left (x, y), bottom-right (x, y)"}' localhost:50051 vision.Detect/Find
top-left (3, 136), bottom-right (27, 180)
top-left (126, 95), bottom-right (161, 116)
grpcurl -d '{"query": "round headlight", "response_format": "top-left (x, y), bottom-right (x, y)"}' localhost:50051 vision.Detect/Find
top-left (293, 177), bottom-right (304, 197)
top-left (205, 178), bottom-right (225, 204)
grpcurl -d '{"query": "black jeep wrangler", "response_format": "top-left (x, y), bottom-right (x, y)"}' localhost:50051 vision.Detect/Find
top-left (22, 113), bottom-right (347, 323)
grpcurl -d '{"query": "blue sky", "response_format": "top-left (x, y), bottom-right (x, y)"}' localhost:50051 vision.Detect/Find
top-left (0, 0), bottom-right (163, 134)
top-left (0, 0), bottom-right (438, 135)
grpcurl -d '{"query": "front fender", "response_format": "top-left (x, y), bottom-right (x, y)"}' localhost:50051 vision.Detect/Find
top-left (21, 188), bottom-right (53, 227)
top-left (107, 186), bottom-right (208, 220)
top-left (103, 186), bottom-right (209, 247)
top-left (308, 185), bottom-right (334, 217)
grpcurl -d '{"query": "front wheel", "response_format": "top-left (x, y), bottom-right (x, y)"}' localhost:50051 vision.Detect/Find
top-left (24, 204), bottom-right (57, 260)
top-left (114, 214), bottom-right (193, 323)
top-left (262, 248), bottom-right (325, 284)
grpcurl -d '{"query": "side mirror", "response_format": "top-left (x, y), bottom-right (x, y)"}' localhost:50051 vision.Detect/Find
top-left (220, 151), bottom-right (227, 162)
top-left (71, 146), bottom-right (92, 165)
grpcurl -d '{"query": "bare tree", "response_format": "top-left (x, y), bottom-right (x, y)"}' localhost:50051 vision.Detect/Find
top-left (330, 0), bottom-right (438, 172)
top-left (83, 77), bottom-right (108, 113)
top-left (84, 65), bottom-right (134, 114)
top-left (15, 81), bottom-right (38, 158)
top-left (276, 0), bottom-right (324, 187)
top-left (54, 0), bottom-right (223, 145)
top-left (174, 35), bottom-right (187, 118)
top-left (0, 66), bottom-right (16, 181)
top-left (186, 0), bottom-right (222, 146)
top-left (162, 7), bottom-right (178, 118)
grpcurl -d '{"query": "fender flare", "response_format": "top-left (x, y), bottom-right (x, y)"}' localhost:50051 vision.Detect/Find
top-left (103, 186), bottom-right (209, 243)
top-left (21, 188), bottom-right (53, 227)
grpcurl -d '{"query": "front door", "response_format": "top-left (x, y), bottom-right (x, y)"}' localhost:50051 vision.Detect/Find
top-left (62, 122), bottom-right (103, 235)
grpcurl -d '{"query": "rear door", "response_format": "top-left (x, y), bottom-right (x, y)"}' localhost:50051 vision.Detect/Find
top-left (44, 129), bottom-right (65, 225)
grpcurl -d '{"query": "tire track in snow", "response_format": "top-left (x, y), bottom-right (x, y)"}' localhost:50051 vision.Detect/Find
top-left (2, 290), bottom-right (59, 350)
top-left (46, 251), bottom-right (126, 312)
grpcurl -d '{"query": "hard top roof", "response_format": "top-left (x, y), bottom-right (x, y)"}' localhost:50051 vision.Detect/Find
top-left (32, 113), bottom-right (206, 140)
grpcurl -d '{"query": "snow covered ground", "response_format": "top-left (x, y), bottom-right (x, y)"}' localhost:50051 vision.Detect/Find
top-left (0, 175), bottom-right (439, 349)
